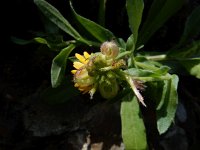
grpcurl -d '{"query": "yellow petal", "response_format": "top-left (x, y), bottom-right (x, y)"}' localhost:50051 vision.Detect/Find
top-left (73, 62), bottom-right (84, 69)
top-left (84, 51), bottom-right (90, 59)
top-left (75, 53), bottom-right (86, 64)
top-left (74, 83), bottom-right (79, 87)
top-left (71, 70), bottom-right (77, 74)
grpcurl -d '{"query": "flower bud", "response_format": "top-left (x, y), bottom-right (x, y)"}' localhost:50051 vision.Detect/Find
top-left (74, 68), bottom-right (94, 87)
top-left (99, 78), bottom-right (119, 99)
top-left (100, 41), bottom-right (119, 58)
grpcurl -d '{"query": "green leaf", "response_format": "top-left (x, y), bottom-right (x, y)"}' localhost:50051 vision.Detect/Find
top-left (179, 58), bottom-right (200, 79)
top-left (179, 6), bottom-right (200, 46)
top-left (51, 44), bottom-right (76, 88)
top-left (34, 0), bottom-right (81, 39)
top-left (138, 0), bottom-right (184, 45)
top-left (70, 1), bottom-right (115, 43)
top-left (156, 75), bottom-right (179, 134)
top-left (121, 94), bottom-right (147, 150)
top-left (126, 0), bottom-right (144, 46)
top-left (126, 34), bottom-right (135, 52)
top-left (40, 77), bottom-right (80, 105)
top-left (117, 38), bottom-right (126, 49)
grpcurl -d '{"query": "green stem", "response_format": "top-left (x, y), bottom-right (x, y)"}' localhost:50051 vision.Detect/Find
top-left (135, 61), bottom-right (158, 70)
top-left (146, 54), bottom-right (167, 61)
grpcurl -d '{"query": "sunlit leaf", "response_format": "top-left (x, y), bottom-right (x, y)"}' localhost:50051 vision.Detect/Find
top-left (121, 94), bottom-right (147, 150)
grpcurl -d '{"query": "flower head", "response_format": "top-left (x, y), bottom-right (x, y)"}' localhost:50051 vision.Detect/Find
top-left (71, 41), bottom-right (146, 105)
top-left (71, 42), bottom-right (124, 99)
top-left (100, 41), bottom-right (119, 58)
top-left (71, 52), bottom-right (95, 96)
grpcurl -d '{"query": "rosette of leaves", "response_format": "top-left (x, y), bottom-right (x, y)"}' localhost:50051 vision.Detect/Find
top-left (31, 0), bottom-right (200, 149)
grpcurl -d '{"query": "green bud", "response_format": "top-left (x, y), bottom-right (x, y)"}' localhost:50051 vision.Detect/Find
top-left (99, 78), bottom-right (119, 99)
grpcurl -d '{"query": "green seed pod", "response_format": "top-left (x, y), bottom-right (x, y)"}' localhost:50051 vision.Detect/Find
top-left (100, 41), bottom-right (119, 58)
top-left (99, 78), bottom-right (119, 99)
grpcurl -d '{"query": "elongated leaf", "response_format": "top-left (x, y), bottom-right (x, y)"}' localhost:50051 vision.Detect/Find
top-left (126, 0), bottom-right (144, 46)
top-left (157, 75), bottom-right (179, 134)
top-left (34, 0), bottom-right (81, 39)
top-left (70, 2), bottom-right (115, 43)
top-left (138, 0), bottom-right (184, 45)
top-left (121, 94), bottom-right (147, 150)
top-left (179, 6), bottom-right (200, 46)
top-left (51, 44), bottom-right (76, 88)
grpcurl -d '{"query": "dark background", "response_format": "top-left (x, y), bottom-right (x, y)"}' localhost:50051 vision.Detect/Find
top-left (1, 0), bottom-right (200, 149)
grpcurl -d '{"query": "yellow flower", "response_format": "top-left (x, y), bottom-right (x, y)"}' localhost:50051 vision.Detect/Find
top-left (71, 52), bottom-right (95, 95)
top-left (71, 51), bottom-right (90, 74)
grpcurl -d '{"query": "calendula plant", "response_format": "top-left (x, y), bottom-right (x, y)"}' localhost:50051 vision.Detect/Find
top-left (26, 0), bottom-right (200, 149)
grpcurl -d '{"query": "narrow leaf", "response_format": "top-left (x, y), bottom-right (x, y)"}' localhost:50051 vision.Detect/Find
top-left (34, 0), bottom-right (81, 39)
top-left (126, 0), bottom-right (144, 46)
top-left (138, 0), bottom-right (184, 45)
top-left (70, 1), bottom-right (115, 43)
top-left (157, 75), bottom-right (179, 134)
top-left (121, 94), bottom-right (147, 150)
top-left (51, 44), bottom-right (75, 88)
